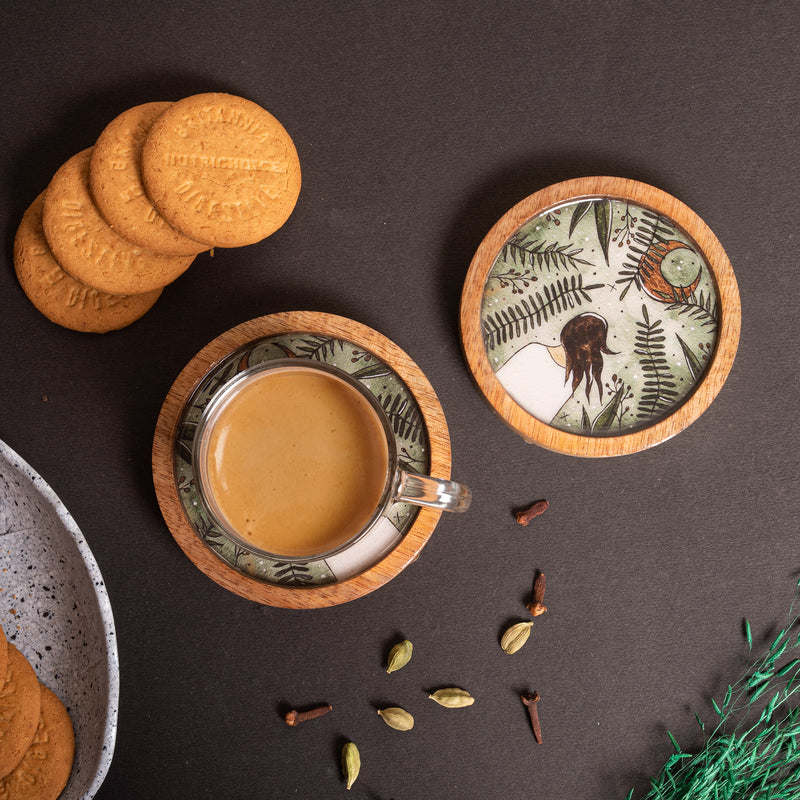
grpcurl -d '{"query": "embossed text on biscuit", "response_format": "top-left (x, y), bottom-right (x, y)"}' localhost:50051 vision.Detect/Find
top-left (165, 153), bottom-right (288, 173)
top-left (174, 104), bottom-right (284, 145)
top-left (174, 182), bottom-right (289, 221)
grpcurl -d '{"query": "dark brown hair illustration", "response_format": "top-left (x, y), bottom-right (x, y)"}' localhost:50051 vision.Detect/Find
top-left (560, 313), bottom-right (615, 401)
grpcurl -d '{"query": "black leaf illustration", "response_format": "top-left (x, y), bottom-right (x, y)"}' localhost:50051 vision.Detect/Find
top-left (595, 198), bottom-right (613, 265)
top-left (295, 336), bottom-right (344, 361)
top-left (379, 393), bottom-right (424, 445)
top-left (483, 276), bottom-right (604, 350)
top-left (569, 201), bottom-right (592, 236)
top-left (634, 305), bottom-right (679, 418)
top-left (676, 334), bottom-right (707, 382)
top-left (667, 289), bottom-right (718, 331)
top-left (273, 562), bottom-right (315, 585)
top-left (351, 363), bottom-right (392, 380)
top-left (501, 235), bottom-right (593, 273)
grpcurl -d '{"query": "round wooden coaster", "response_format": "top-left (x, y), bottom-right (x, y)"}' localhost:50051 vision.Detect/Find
top-left (152, 312), bottom-right (452, 608)
top-left (460, 177), bottom-right (741, 457)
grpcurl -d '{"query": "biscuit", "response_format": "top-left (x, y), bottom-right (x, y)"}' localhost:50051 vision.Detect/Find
top-left (0, 625), bottom-right (8, 689)
top-left (89, 102), bottom-right (209, 256)
top-left (141, 92), bottom-right (301, 247)
top-left (42, 148), bottom-right (195, 295)
top-left (0, 685), bottom-right (75, 800)
top-left (0, 645), bottom-right (42, 780)
top-left (15, 193), bottom-right (162, 333)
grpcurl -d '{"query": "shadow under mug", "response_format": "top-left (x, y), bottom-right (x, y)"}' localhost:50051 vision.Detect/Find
top-left (192, 359), bottom-right (471, 562)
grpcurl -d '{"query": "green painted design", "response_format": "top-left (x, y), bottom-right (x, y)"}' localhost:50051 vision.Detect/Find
top-left (173, 333), bottom-right (429, 585)
top-left (481, 198), bottom-right (720, 436)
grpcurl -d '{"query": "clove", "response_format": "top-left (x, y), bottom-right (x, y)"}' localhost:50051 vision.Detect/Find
top-left (527, 571), bottom-right (547, 617)
top-left (515, 499), bottom-right (549, 526)
top-left (284, 703), bottom-right (333, 726)
top-left (521, 692), bottom-right (543, 743)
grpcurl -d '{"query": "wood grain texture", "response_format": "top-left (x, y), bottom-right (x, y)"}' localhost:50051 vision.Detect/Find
top-left (460, 176), bottom-right (741, 457)
top-left (152, 311), bottom-right (451, 608)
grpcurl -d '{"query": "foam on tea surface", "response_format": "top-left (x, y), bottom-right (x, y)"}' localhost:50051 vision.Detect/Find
top-left (204, 367), bottom-right (390, 557)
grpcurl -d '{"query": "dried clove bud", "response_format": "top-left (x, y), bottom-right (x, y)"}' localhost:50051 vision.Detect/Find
top-left (515, 499), bottom-right (549, 526)
top-left (284, 703), bottom-right (332, 726)
top-left (527, 571), bottom-right (547, 617)
top-left (521, 692), bottom-right (543, 743)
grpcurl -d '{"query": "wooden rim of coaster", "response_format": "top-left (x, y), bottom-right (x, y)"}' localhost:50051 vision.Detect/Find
top-left (152, 311), bottom-right (451, 608)
top-left (459, 176), bottom-right (741, 457)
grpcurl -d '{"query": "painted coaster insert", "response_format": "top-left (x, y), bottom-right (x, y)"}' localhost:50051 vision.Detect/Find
top-left (484, 197), bottom-right (716, 434)
top-left (173, 333), bottom-right (429, 585)
top-left (461, 177), bottom-right (740, 457)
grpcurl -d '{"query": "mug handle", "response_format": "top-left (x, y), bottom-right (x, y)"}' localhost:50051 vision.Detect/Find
top-left (395, 472), bottom-right (472, 513)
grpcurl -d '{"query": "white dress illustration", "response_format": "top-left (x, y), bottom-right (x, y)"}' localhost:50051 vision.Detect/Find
top-left (497, 341), bottom-right (572, 423)
top-left (495, 312), bottom-right (614, 424)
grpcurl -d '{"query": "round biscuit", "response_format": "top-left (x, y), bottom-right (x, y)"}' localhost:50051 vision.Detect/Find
top-left (0, 645), bottom-right (42, 780)
top-left (141, 92), bottom-right (301, 247)
top-left (89, 102), bottom-right (209, 256)
top-left (15, 193), bottom-right (162, 333)
top-left (0, 625), bottom-right (8, 690)
top-left (0, 685), bottom-right (75, 800)
top-left (42, 148), bottom-right (195, 295)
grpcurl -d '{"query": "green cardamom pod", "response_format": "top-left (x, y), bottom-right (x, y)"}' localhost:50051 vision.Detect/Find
top-left (428, 688), bottom-right (475, 708)
top-left (500, 621), bottom-right (534, 654)
top-left (341, 741), bottom-right (360, 790)
top-left (386, 639), bottom-right (413, 673)
top-left (377, 706), bottom-right (415, 731)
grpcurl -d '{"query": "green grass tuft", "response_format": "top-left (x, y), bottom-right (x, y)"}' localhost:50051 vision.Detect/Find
top-left (629, 585), bottom-right (800, 800)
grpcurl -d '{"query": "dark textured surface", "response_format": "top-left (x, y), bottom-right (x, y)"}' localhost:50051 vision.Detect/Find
top-left (1, 3), bottom-right (797, 798)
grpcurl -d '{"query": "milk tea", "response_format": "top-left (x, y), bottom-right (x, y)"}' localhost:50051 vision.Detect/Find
top-left (201, 366), bottom-right (390, 557)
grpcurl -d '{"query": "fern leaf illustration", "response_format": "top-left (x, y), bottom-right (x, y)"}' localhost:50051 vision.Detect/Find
top-left (274, 562), bottom-right (315, 585)
top-left (482, 277), bottom-right (603, 350)
top-left (667, 289), bottom-right (719, 331)
top-left (296, 336), bottom-right (343, 361)
top-left (634, 305), bottom-right (679, 418)
top-left (379, 393), bottom-right (424, 444)
top-left (502, 234), bottom-right (593, 273)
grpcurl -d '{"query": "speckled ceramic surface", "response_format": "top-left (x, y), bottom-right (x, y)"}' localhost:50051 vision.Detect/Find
top-left (0, 439), bottom-right (118, 799)
top-left (481, 197), bottom-right (720, 436)
top-left (173, 332), bottom-right (430, 585)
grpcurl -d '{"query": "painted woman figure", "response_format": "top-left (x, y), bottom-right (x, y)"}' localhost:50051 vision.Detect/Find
top-left (496, 312), bottom-right (615, 423)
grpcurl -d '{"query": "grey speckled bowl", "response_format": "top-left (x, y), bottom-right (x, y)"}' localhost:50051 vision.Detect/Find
top-left (0, 439), bottom-right (118, 799)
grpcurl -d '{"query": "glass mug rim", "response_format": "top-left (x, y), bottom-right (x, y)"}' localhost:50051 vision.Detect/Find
top-left (192, 358), bottom-right (407, 562)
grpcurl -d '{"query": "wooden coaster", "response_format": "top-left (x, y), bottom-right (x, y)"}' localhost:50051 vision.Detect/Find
top-left (152, 312), bottom-right (452, 608)
top-left (460, 177), bottom-right (741, 457)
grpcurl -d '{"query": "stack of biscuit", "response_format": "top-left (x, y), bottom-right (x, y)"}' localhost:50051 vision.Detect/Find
top-left (0, 624), bottom-right (75, 800)
top-left (13, 92), bottom-right (301, 333)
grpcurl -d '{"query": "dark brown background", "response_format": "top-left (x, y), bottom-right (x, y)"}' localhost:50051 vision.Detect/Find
top-left (2, 2), bottom-right (797, 798)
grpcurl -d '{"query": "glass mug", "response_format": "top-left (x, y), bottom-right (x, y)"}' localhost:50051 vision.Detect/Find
top-left (192, 359), bottom-right (471, 561)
